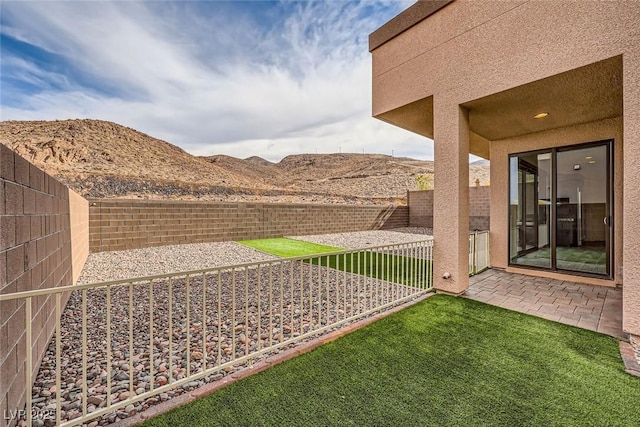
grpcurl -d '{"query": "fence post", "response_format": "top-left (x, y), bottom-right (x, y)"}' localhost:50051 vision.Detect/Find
top-left (485, 231), bottom-right (490, 270)
top-left (473, 232), bottom-right (478, 275)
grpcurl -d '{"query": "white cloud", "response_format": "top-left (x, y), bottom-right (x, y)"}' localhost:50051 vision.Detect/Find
top-left (1, 0), bottom-right (434, 161)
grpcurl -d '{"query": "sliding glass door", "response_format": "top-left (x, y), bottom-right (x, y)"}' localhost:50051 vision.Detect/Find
top-left (509, 141), bottom-right (611, 277)
top-left (556, 145), bottom-right (609, 274)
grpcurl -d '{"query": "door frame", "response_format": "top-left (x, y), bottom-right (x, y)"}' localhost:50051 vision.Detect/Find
top-left (516, 158), bottom-right (539, 257)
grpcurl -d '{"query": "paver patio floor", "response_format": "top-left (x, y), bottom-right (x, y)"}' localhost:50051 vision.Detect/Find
top-left (465, 269), bottom-right (624, 339)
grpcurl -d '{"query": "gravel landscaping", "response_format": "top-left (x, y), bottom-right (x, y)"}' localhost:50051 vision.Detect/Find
top-left (31, 232), bottom-right (428, 426)
top-left (77, 241), bottom-right (279, 284)
top-left (287, 228), bottom-right (432, 249)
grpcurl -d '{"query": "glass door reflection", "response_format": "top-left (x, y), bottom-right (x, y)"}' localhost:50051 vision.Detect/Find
top-left (556, 145), bottom-right (609, 275)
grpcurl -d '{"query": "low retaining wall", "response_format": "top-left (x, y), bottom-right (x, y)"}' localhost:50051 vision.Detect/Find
top-left (0, 145), bottom-right (89, 427)
top-left (89, 200), bottom-right (409, 252)
top-left (408, 186), bottom-right (490, 230)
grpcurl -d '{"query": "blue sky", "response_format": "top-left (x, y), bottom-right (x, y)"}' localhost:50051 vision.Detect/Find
top-left (0, 0), bottom-right (437, 162)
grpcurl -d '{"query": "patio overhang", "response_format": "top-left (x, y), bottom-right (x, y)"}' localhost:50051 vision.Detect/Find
top-left (373, 56), bottom-right (622, 161)
top-left (375, 97), bottom-right (490, 160)
top-left (462, 56), bottom-right (623, 142)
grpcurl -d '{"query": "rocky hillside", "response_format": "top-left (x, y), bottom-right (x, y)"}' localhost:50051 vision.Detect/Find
top-left (0, 119), bottom-right (490, 204)
top-left (0, 119), bottom-right (273, 189)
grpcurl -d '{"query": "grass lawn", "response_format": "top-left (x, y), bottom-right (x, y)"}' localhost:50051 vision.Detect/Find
top-left (307, 250), bottom-right (431, 288)
top-left (239, 237), bottom-right (431, 288)
top-left (238, 237), bottom-right (343, 257)
top-left (142, 296), bottom-right (640, 426)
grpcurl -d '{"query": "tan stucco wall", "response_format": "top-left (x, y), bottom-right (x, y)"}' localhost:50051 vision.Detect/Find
top-left (622, 50), bottom-right (640, 335)
top-left (371, 0), bottom-right (640, 336)
top-left (490, 117), bottom-right (623, 285)
top-left (432, 101), bottom-right (469, 293)
top-left (372, 1), bottom-right (638, 116)
top-left (68, 189), bottom-right (89, 284)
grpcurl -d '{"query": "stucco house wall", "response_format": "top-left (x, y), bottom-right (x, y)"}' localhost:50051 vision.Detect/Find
top-left (370, 0), bottom-right (640, 339)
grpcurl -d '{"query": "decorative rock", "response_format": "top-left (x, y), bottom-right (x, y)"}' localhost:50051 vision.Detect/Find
top-left (110, 385), bottom-right (127, 394)
top-left (191, 351), bottom-right (203, 360)
top-left (114, 372), bottom-right (129, 381)
top-left (62, 401), bottom-right (80, 411)
top-left (156, 375), bottom-right (167, 386)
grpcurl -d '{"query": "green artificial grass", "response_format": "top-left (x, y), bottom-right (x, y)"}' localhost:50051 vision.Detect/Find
top-left (239, 237), bottom-right (432, 288)
top-left (238, 237), bottom-right (343, 258)
top-left (307, 250), bottom-right (431, 288)
top-left (142, 296), bottom-right (640, 427)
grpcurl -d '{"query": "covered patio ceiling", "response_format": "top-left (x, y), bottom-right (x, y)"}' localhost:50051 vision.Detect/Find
top-left (375, 55), bottom-right (622, 160)
top-left (463, 55), bottom-right (622, 141)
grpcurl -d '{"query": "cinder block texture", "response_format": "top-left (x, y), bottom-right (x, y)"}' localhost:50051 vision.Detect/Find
top-left (0, 146), bottom-right (88, 427)
top-left (89, 200), bottom-right (408, 252)
top-left (408, 186), bottom-right (489, 230)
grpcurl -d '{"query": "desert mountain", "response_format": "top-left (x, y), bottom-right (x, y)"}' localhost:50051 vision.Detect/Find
top-left (0, 119), bottom-right (273, 190)
top-left (0, 119), bottom-right (489, 204)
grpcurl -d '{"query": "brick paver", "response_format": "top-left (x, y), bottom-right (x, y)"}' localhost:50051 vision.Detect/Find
top-left (465, 269), bottom-right (624, 339)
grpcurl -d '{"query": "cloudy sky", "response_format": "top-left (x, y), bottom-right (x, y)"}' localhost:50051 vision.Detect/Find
top-left (0, 0), bottom-right (438, 162)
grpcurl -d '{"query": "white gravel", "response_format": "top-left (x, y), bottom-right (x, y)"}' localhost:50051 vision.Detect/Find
top-left (287, 228), bottom-right (432, 250)
top-left (78, 241), bottom-right (278, 284)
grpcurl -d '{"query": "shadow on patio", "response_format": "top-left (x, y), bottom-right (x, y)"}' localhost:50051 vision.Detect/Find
top-left (465, 269), bottom-right (624, 339)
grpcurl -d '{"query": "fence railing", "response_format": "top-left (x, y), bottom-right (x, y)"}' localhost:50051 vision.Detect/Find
top-left (469, 231), bottom-right (490, 275)
top-left (1, 239), bottom-right (434, 427)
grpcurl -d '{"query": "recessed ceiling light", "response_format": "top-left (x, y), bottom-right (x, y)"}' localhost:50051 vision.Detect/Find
top-left (585, 156), bottom-right (593, 160)
top-left (533, 112), bottom-right (549, 119)
top-left (588, 160), bottom-right (596, 164)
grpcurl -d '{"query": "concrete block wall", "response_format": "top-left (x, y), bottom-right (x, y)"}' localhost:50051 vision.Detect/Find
top-left (0, 145), bottom-right (90, 427)
top-left (407, 190), bottom-right (434, 228)
top-left (469, 186), bottom-right (491, 231)
top-left (408, 186), bottom-right (490, 230)
top-left (378, 205), bottom-right (408, 229)
top-left (89, 200), bottom-right (408, 252)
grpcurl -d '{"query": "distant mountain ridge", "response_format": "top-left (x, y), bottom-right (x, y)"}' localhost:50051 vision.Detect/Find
top-left (0, 119), bottom-right (489, 204)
